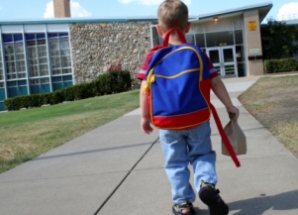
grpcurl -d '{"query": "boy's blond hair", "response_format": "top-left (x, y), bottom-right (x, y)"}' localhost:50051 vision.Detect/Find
top-left (157, 0), bottom-right (189, 31)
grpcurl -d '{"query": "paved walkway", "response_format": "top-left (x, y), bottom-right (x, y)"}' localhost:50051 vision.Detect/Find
top-left (1, 76), bottom-right (298, 215)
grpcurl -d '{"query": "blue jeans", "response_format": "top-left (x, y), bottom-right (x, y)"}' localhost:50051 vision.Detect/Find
top-left (159, 121), bottom-right (217, 204)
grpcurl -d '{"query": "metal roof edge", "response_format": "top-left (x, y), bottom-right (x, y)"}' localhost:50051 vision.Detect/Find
top-left (0, 18), bottom-right (134, 25)
top-left (199, 2), bottom-right (273, 20)
top-left (0, 2), bottom-right (272, 25)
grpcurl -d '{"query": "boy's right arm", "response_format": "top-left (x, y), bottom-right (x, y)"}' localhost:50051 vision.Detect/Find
top-left (140, 80), bottom-right (153, 134)
top-left (211, 76), bottom-right (239, 120)
top-left (203, 52), bottom-right (239, 120)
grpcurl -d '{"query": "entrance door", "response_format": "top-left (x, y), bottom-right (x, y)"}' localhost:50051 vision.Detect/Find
top-left (207, 46), bottom-right (237, 77)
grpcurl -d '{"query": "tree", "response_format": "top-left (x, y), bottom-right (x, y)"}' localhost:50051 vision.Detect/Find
top-left (261, 18), bottom-right (298, 59)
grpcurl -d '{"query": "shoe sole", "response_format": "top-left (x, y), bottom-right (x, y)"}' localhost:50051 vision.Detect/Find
top-left (199, 186), bottom-right (229, 215)
top-left (172, 206), bottom-right (196, 215)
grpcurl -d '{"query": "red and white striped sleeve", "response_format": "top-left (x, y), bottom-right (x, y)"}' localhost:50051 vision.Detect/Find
top-left (203, 52), bottom-right (219, 79)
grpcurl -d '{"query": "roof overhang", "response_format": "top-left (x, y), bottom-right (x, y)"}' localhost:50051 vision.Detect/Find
top-left (0, 2), bottom-right (272, 26)
top-left (195, 2), bottom-right (273, 24)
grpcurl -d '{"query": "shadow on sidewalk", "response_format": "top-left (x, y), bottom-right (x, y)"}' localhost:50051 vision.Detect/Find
top-left (195, 190), bottom-right (298, 215)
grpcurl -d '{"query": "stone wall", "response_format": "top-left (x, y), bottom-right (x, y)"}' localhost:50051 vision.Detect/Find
top-left (70, 22), bottom-right (152, 87)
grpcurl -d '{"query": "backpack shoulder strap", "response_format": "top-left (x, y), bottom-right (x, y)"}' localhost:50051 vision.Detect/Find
top-left (150, 45), bottom-right (164, 52)
top-left (163, 27), bottom-right (187, 46)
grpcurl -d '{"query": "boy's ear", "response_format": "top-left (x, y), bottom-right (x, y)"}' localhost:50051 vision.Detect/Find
top-left (185, 22), bottom-right (191, 33)
top-left (156, 25), bottom-right (164, 36)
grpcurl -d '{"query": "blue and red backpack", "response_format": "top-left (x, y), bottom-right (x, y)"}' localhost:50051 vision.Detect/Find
top-left (143, 28), bottom-right (241, 167)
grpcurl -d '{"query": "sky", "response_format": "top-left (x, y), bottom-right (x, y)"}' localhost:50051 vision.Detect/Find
top-left (0, 0), bottom-right (297, 23)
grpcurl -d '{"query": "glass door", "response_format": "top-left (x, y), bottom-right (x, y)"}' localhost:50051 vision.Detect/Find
top-left (208, 48), bottom-right (221, 76)
top-left (207, 46), bottom-right (237, 77)
top-left (222, 46), bottom-right (237, 77)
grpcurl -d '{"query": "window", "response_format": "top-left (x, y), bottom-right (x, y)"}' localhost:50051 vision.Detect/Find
top-left (236, 45), bottom-right (246, 77)
top-left (6, 80), bottom-right (28, 97)
top-left (48, 33), bottom-right (72, 76)
top-left (235, 30), bottom-right (243, 45)
top-left (30, 77), bottom-right (49, 85)
top-left (0, 46), bottom-right (3, 82)
top-left (185, 34), bottom-right (194, 43)
top-left (26, 33), bottom-right (49, 78)
top-left (3, 34), bottom-right (26, 80)
top-left (195, 34), bottom-right (205, 48)
top-left (52, 75), bottom-right (73, 91)
top-left (206, 31), bottom-right (234, 47)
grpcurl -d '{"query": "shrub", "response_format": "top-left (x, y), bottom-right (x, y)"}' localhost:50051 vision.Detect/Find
top-left (29, 94), bottom-right (42, 107)
top-left (108, 62), bottom-right (122, 73)
top-left (73, 83), bottom-right (96, 100)
top-left (106, 62), bottom-right (132, 93)
top-left (4, 94), bottom-right (42, 111)
top-left (264, 58), bottom-right (298, 73)
top-left (19, 96), bottom-right (32, 109)
top-left (41, 93), bottom-right (53, 106)
top-left (88, 80), bottom-right (100, 97)
top-left (50, 90), bottom-right (64, 105)
top-left (4, 97), bottom-right (21, 111)
top-left (4, 70), bottom-right (132, 111)
top-left (97, 73), bottom-right (114, 95)
top-left (62, 86), bottom-right (76, 101)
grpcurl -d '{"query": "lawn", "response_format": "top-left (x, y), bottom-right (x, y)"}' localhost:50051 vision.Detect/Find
top-left (0, 90), bottom-right (140, 174)
top-left (239, 75), bottom-right (298, 158)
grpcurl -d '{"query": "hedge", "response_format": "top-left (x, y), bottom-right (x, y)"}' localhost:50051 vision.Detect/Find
top-left (4, 71), bottom-right (132, 111)
top-left (264, 58), bottom-right (298, 73)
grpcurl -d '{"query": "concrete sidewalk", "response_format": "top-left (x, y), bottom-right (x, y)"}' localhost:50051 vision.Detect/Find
top-left (1, 76), bottom-right (298, 215)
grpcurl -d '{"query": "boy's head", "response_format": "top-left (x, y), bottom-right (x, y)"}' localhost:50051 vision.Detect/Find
top-left (157, 0), bottom-right (189, 33)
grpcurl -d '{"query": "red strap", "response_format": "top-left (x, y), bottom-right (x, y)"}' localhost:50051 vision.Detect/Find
top-left (150, 45), bottom-right (164, 52)
top-left (163, 27), bottom-right (187, 47)
top-left (210, 104), bottom-right (241, 167)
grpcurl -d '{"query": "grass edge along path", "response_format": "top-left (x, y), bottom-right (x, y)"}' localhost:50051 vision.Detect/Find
top-left (0, 90), bottom-right (140, 174)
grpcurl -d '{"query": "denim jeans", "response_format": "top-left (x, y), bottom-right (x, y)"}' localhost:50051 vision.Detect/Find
top-left (159, 121), bottom-right (217, 204)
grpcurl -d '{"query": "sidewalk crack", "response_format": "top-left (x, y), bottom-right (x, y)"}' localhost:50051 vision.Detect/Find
top-left (93, 137), bottom-right (159, 215)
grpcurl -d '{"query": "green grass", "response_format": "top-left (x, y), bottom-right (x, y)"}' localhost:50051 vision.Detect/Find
top-left (0, 90), bottom-right (140, 174)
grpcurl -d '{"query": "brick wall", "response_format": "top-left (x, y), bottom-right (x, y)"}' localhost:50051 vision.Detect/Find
top-left (53, 0), bottom-right (71, 18)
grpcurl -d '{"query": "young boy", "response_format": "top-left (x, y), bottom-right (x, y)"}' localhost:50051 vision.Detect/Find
top-left (137, 1), bottom-right (239, 215)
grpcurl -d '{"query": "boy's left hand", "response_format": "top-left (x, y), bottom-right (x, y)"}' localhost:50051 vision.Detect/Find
top-left (141, 117), bottom-right (153, 134)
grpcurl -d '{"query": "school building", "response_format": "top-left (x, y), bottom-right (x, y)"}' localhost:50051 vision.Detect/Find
top-left (0, 1), bottom-right (273, 111)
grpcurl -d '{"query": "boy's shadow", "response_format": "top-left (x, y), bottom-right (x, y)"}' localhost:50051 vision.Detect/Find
top-left (194, 190), bottom-right (298, 215)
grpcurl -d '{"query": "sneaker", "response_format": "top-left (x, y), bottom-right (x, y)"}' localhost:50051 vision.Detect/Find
top-left (198, 180), bottom-right (229, 215)
top-left (172, 201), bottom-right (196, 215)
